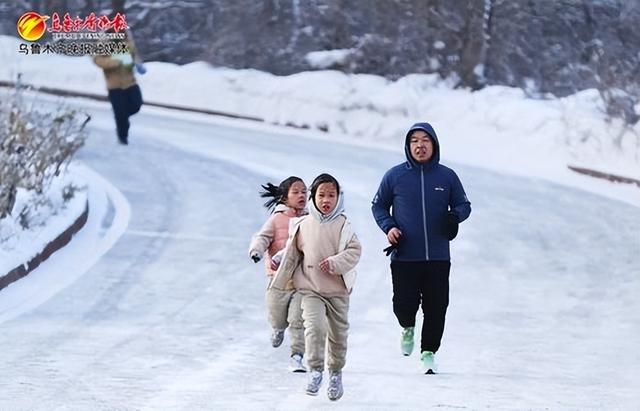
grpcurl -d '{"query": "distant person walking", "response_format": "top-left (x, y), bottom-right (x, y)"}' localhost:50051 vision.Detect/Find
top-left (371, 122), bottom-right (471, 374)
top-left (93, 28), bottom-right (146, 145)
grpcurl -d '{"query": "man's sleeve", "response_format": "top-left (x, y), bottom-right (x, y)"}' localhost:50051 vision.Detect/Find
top-left (449, 170), bottom-right (471, 222)
top-left (371, 171), bottom-right (397, 233)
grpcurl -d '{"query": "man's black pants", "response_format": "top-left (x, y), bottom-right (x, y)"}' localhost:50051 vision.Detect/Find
top-left (391, 260), bottom-right (450, 353)
top-left (108, 84), bottom-right (143, 141)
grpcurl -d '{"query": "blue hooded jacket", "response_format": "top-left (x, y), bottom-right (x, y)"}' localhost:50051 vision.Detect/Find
top-left (371, 122), bottom-right (471, 261)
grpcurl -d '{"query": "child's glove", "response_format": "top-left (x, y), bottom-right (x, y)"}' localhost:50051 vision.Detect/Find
top-left (135, 63), bottom-right (147, 75)
top-left (249, 250), bottom-right (262, 263)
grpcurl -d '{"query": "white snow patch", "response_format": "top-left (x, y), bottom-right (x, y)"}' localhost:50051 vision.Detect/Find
top-left (305, 48), bottom-right (353, 69)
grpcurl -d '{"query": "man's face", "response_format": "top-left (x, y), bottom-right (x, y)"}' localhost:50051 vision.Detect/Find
top-left (409, 130), bottom-right (434, 163)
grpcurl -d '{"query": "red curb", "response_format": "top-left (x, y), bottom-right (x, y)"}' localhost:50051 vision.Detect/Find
top-left (0, 200), bottom-right (89, 291)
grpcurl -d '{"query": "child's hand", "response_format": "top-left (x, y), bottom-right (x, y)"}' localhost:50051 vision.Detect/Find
top-left (270, 250), bottom-right (284, 271)
top-left (319, 258), bottom-right (331, 273)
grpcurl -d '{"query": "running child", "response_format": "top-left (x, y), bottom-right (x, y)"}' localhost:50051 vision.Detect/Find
top-left (249, 176), bottom-right (308, 372)
top-left (270, 173), bottom-right (361, 401)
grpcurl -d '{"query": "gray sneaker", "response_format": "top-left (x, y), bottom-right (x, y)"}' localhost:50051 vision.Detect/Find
top-left (327, 370), bottom-right (344, 401)
top-left (305, 369), bottom-right (323, 396)
top-left (288, 353), bottom-right (307, 373)
top-left (271, 329), bottom-right (285, 348)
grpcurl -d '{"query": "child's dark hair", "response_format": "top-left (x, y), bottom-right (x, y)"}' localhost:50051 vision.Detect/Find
top-left (260, 176), bottom-right (304, 211)
top-left (310, 173), bottom-right (340, 207)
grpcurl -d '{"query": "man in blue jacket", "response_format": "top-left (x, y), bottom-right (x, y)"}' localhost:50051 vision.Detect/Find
top-left (371, 122), bottom-right (471, 374)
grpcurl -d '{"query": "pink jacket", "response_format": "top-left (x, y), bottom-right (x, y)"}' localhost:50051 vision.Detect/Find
top-left (249, 204), bottom-right (306, 277)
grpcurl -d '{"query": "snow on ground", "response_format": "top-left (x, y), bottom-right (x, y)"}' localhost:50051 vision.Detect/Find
top-left (0, 165), bottom-right (88, 275)
top-left (0, 102), bottom-right (637, 410)
top-left (0, 162), bottom-right (130, 324)
top-left (305, 48), bottom-right (353, 69)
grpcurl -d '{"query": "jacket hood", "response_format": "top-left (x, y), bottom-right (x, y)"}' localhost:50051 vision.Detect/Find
top-left (309, 191), bottom-right (345, 223)
top-left (404, 122), bottom-right (440, 168)
top-left (273, 204), bottom-right (290, 213)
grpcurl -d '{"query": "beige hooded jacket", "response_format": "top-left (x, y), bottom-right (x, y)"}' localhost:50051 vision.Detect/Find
top-left (269, 193), bottom-right (361, 297)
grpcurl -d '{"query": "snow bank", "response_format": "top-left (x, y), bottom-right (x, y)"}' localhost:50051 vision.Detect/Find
top-left (0, 167), bottom-right (88, 275)
top-left (1, 34), bottom-right (638, 206)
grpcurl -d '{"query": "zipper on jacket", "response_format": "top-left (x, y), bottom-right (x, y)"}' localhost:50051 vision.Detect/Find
top-left (420, 165), bottom-right (429, 259)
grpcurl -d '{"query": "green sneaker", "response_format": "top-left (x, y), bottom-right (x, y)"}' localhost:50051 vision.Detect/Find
top-left (421, 351), bottom-right (437, 374)
top-left (400, 327), bottom-right (414, 356)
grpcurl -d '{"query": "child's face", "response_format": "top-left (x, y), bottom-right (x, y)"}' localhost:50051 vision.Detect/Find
top-left (285, 181), bottom-right (307, 211)
top-left (314, 182), bottom-right (338, 215)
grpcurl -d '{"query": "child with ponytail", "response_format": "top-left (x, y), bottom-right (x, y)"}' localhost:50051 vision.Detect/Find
top-left (248, 176), bottom-right (308, 372)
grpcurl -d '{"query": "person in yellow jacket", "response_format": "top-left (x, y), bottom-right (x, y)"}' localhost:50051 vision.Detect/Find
top-left (93, 29), bottom-right (145, 145)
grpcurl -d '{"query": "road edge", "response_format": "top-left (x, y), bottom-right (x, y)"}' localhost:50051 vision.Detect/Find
top-left (0, 200), bottom-right (89, 291)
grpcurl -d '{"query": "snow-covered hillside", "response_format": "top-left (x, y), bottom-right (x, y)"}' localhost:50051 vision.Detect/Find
top-left (1, 35), bottom-right (638, 208)
top-left (0, 33), bottom-right (638, 410)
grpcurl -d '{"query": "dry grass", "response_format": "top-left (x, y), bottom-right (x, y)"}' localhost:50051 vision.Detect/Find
top-left (0, 87), bottom-right (88, 219)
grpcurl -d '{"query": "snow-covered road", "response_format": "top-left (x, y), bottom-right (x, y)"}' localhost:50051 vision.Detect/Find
top-left (1, 102), bottom-right (639, 410)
